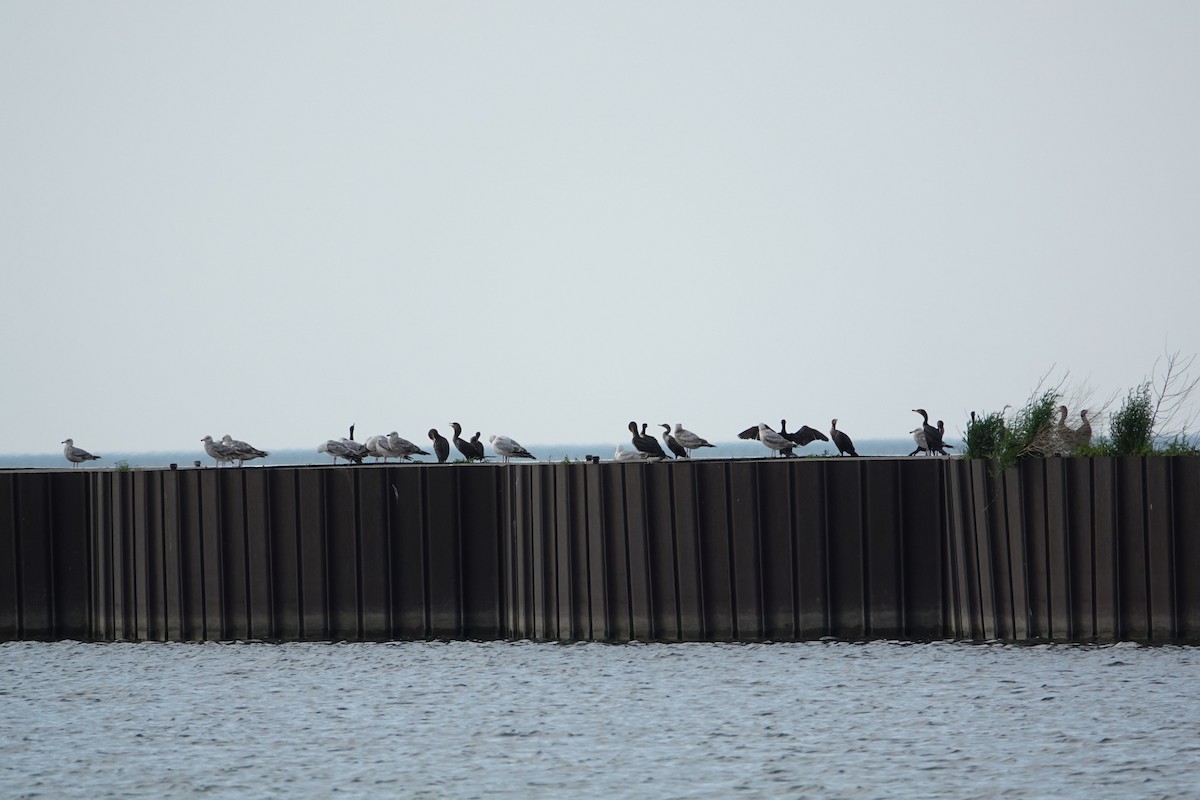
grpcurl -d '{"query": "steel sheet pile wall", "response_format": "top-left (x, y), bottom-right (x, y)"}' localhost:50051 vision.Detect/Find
top-left (500, 458), bottom-right (952, 642)
top-left (946, 457), bottom-right (1200, 642)
top-left (2, 456), bottom-right (1198, 642)
top-left (0, 467), bottom-right (503, 641)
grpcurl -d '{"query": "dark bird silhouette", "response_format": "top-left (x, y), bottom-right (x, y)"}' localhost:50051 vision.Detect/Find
top-left (469, 431), bottom-right (487, 460)
top-left (640, 423), bottom-right (670, 459)
top-left (451, 422), bottom-right (481, 461)
top-left (909, 420), bottom-right (953, 456)
top-left (740, 419), bottom-right (829, 456)
top-left (913, 409), bottom-right (943, 455)
top-left (428, 428), bottom-right (450, 464)
top-left (830, 418), bottom-right (858, 457)
top-left (630, 421), bottom-right (668, 459)
top-left (782, 420), bottom-right (829, 447)
top-left (660, 423), bottom-right (688, 459)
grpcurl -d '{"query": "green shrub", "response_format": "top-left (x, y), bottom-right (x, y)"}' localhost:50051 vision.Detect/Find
top-left (1109, 383), bottom-right (1154, 456)
top-left (964, 410), bottom-right (1006, 460)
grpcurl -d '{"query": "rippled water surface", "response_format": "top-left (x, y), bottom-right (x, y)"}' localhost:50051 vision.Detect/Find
top-left (2, 640), bottom-right (1197, 799)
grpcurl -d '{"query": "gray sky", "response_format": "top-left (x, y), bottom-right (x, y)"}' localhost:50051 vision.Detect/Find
top-left (3, 3), bottom-right (1198, 454)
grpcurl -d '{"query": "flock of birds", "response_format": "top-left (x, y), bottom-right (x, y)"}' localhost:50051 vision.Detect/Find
top-left (59, 406), bottom-right (1041, 468)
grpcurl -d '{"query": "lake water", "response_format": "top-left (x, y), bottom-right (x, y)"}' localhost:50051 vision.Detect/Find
top-left (2, 640), bottom-right (1196, 799)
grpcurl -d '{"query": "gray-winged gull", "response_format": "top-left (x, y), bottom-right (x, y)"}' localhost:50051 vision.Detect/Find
top-left (62, 438), bottom-right (101, 467)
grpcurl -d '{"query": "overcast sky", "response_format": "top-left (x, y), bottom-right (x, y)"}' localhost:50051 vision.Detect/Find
top-left (3, 3), bottom-right (1198, 455)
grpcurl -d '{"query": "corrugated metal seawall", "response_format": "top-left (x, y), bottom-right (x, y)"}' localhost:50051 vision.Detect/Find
top-left (2, 457), bottom-right (1197, 642)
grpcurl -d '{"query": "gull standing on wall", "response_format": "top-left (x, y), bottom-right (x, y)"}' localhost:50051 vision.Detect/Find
top-left (388, 431), bottom-right (430, 462)
top-left (489, 434), bottom-right (535, 464)
top-left (202, 435), bottom-right (237, 467)
top-left (61, 439), bottom-right (100, 468)
top-left (221, 434), bottom-right (269, 466)
top-left (756, 424), bottom-right (795, 457)
top-left (672, 424), bottom-right (715, 457)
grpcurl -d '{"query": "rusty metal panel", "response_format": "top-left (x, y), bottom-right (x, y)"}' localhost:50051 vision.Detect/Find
top-left (388, 466), bottom-right (426, 639)
top-left (826, 460), bottom-right (865, 639)
top-left (601, 463), bottom-right (632, 642)
top-left (1043, 459), bottom-right (1072, 640)
top-left (569, 465), bottom-right (592, 640)
top-left (129, 472), bottom-right (151, 640)
top-left (696, 461), bottom-right (733, 640)
top-left (1144, 457), bottom-right (1174, 640)
top-left (49, 472), bottom-right (91, 640)
top-left (355, 468), bottom-right (391, 639)
top-left (176, 471), bottom-right (206, 641)
top-left (1020, 460), bottom-right (1049, 639)
top-left (530, 465), bottom-right (553, 639)
top-left (424, 465), bottom-right (462, 638)
top-left (296, 469), bottom-right (329, 640)
top-left (15, 475), bottom-right (52, 638)
top-left (645, 462), bottom-right (679, 641)
top-left (793, 460), bottom-right (828, 639)
top-left (622, 464), bottom-right (654, 641)
top-left (670, 461), bottom-right (704, 640)
top-left (1173, 458), bottom-right (1200, 640)
top-left (138, 472), bottom-right (167, 641)
top-left (324, 470), bottom-right (360, 640)
top-left (0, 475), bottom-right (17, 639)
top-left (585, 464), bottom-right (609, 640)
top-left (113, 472), bottom-right (137, 639)
top-left (863, 460), bottom-right (901, 639)
top-left (527, 465), bottom-right (547, 639)
top-left (217, 470), bottom-right (249, 640)
top-left (1001, 467), bottom-right (1029, 640)
top-left (242, 469), bottom-right (274, 640)
top-left (267, 469), bottom-right (301, 640)
top-left (88, 472), bottom-right (114, 640)
top-left (970, 462), bottom-right (1000, 640)
top-left (509, 466), bottom-right (533, 638)
top-left (1092, 457), bottom-right (1118, 640)
top-left (553, 464), bottom-right (574, 641)
top-left (903, 459), bottom-right (946, 639)
top-left (1065, 458), bottom-right (1095, 640)
top-left (161, 471), bottom-right (183, 641)
top-left (945, 455), bottom-right (974, 638)
top-left (198, 470), bottom-right (225, 639)
top-left (728, 462), bottom-right (762, 641)
top-left (757, 461), bottom-right (795, 641)
top-left (1116, 457), bottom-right (1149, 640)
top-left (459, 466), bottom-right (501, 640)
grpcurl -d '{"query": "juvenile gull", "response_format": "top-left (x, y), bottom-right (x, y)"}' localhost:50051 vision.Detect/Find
top-left (61, 438), bottom-right (100, 468)
top-left (387, 431), bottom-right (429, 461)
top-left (672, 424), bottom-right (715, 456)
top-left (318, 439), bottom-right (359, 465)
top-left (221, 434), bottom-right (269, 466)
top-left (489, 434), bottom-right (535, 464)
top-left (201, 435), bottom-right (237, 467)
